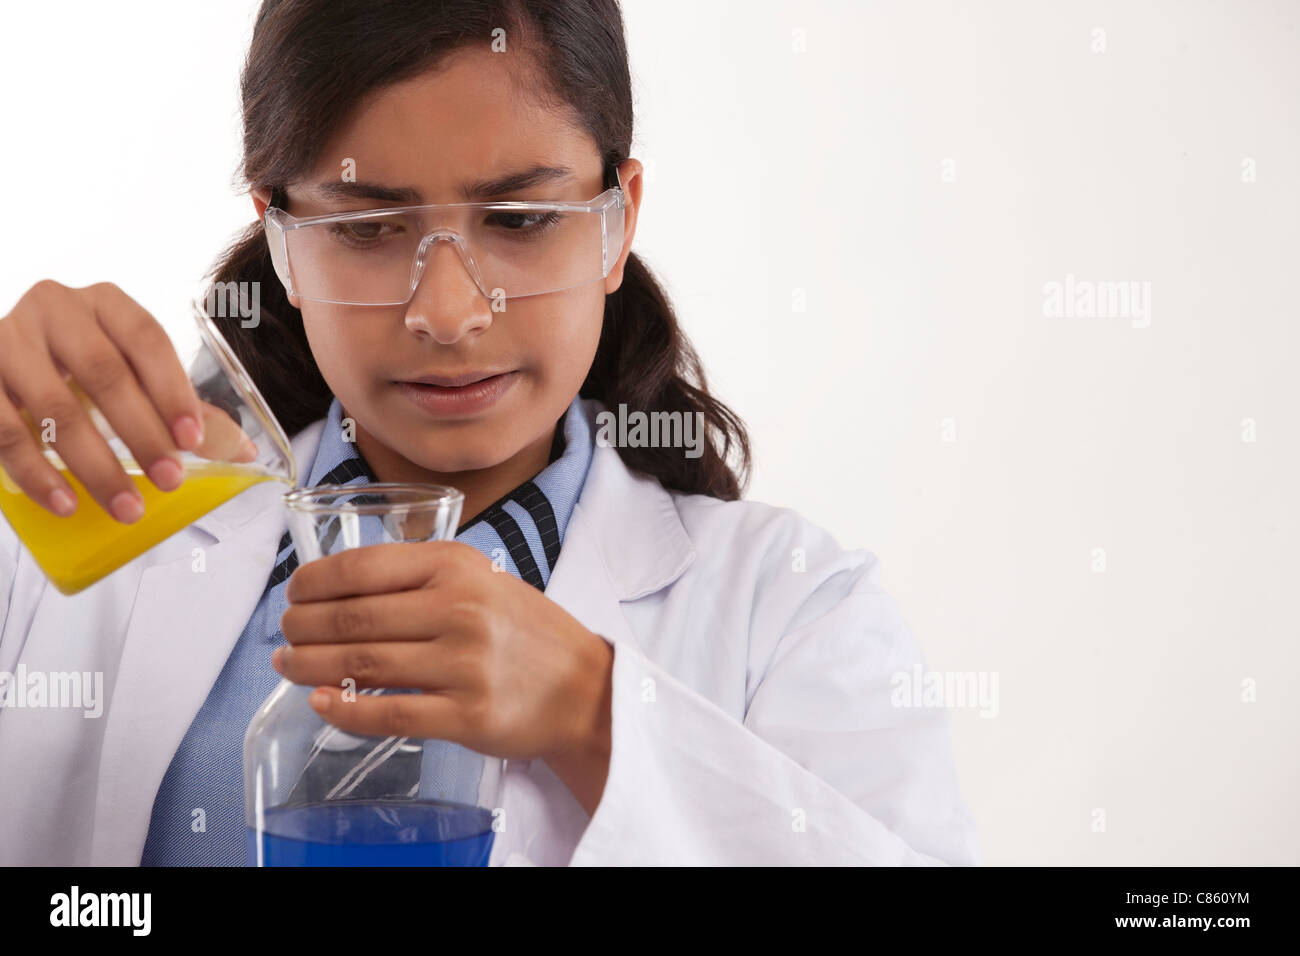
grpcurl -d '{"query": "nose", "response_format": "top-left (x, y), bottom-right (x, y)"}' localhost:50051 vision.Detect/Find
top-left (403, 232), bottom-right (493, 344)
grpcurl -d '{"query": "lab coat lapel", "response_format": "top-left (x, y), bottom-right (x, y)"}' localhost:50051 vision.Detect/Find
top-left (543, 431), bottom-right (695, 646)
top-left (89, 419), bottom-right (326, 865)
top-left (507, 430), bottom-right (695, 852)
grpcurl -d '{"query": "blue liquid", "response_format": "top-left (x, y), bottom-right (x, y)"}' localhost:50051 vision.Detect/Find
top-left (247, 799), bottom-right (495, 866)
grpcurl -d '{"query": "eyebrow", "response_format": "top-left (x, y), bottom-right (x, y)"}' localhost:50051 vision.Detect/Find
top-left (308, 164), bottom-right (576, 203)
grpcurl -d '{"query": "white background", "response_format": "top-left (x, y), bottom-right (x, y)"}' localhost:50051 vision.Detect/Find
top-left (1, 0), bottom-right (1296, 864)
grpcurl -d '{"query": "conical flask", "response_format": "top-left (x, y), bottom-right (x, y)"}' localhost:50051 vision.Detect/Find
top-left (245, 482), bottom-right (507, 866)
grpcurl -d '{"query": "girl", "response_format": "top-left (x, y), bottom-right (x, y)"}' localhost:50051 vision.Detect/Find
top-left (0, 0), bottom-right (979, 866)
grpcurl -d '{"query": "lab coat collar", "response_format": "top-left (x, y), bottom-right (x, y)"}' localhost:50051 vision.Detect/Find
top-left (559, 399), bottom-right (697, 600)
top-left (88, 398), bottom-right (694, 864)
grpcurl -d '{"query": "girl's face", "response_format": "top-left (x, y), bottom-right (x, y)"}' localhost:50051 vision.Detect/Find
top-left (254, 47), bottom-right (640, 479)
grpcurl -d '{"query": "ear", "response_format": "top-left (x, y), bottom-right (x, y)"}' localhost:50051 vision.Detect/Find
top-left (603, 158), bottom-right (644, 295)
top-left (250, 186), bottom-right (302, 310)
top-left (251, 186), bottom-right (274, 222)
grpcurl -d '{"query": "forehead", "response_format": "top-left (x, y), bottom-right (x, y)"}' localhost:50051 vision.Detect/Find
top-left (308, 47), bottom-right (595, 199)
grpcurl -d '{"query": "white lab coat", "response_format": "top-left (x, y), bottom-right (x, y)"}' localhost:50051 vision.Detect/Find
top-left (0, 399), bottom-right (981, 866)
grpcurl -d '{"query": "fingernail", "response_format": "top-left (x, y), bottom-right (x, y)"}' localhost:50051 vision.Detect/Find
top-left (147, 457), bottom-right (184, 492)
top-left (271, 647), bottom-right (284, 670)
top-left (173, 415), bottom-right (203, 450)
top-left (309, 690), bottom-right (329, 712)
top-left (49, 487), bottom-right (77, 517)
top-left (110, 490), bottom-right (145, 524)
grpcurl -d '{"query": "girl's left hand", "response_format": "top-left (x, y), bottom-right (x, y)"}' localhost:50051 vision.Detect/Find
top-left (274, 540), bottom-right (614, 812)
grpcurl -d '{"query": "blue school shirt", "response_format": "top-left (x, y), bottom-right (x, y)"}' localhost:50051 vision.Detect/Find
top-left (141, 395), bottom-right (594, 865)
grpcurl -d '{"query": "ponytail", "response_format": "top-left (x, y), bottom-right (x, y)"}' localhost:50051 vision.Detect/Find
top-left (580, 251), bottom-right (750, 499)
top-left (203, 223), bottom-right (332, 440)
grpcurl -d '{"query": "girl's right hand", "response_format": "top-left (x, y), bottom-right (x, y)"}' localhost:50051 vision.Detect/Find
top-left (0, 280), bottom-right (206, 524)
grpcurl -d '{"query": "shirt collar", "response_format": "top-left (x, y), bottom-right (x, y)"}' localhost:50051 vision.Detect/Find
top-left (300, 395), bottom-right (593, 581)
top-left (303, 397), bottom-right (378, 487)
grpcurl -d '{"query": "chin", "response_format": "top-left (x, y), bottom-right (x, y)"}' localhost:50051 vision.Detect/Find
top-left (412, 448), bottom-right (512, 475)
top-left (394, 424), bottom-right (525, 475)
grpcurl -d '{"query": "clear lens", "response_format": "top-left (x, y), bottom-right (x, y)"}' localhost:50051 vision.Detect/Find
top-left (279, 196), bottom-right (622, 305)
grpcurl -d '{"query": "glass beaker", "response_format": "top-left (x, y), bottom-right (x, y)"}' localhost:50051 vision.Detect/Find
top-left (0, 296), bottom-right (296, 595)
top-left (245, 483), bottom-right (507, 867)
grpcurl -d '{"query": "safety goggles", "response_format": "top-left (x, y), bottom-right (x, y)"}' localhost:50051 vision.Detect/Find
top-left (263, 163), bottom-right (626, 306)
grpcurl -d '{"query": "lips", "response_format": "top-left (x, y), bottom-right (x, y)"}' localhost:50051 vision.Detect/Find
top-left (398, 370), bottom-right (512, 388)
top-left (394, 371), bottom-right (519, 417)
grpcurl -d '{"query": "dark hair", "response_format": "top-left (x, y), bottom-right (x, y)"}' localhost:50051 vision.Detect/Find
top-left (205, 0), bottom-right (751, 499)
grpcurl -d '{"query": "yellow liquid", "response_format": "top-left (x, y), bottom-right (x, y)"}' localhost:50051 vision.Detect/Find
top-left (0, 462), bottom-right (285, 596)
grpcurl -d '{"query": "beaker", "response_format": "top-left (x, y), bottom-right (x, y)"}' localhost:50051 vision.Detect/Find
top-left (0, 296), bottom-right (296, 595)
